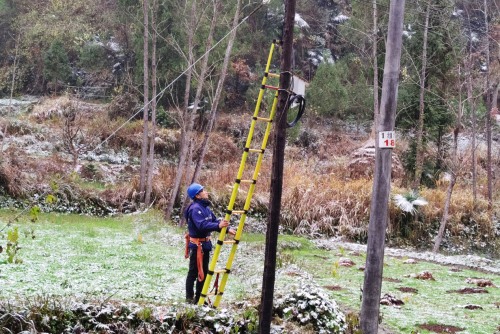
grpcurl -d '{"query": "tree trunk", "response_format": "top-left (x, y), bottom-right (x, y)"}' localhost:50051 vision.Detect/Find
top-left (9, 34), bottom-right (20, 115)
top-left (433, 65), bottom-right (464, 253)
top-left (164, 0), bottom-right (197, 222)
top-left (259, 2), bottom-right (295, 333)
top-left (360, 0), bottom-right (405, 332)
top-left (190, 0), bottom-right (242, 187)
top-left (145, 0), bottom-right (158, 207)
top-left (432, 172), bottom-right (457, 252)
top-left (3, 34), bottom-right (20, 162)
top-left (139, 0), bottom-right (150, 203)
top-left (413, 0), bottom-right (430, 189)
top-left (466, 8), bottom-right (477, 204)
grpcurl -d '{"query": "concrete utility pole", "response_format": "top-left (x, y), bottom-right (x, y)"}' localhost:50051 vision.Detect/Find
top-left (360, 0), bottom-right (406, 333)
top-left (258, 0), bottom-right (295, 333)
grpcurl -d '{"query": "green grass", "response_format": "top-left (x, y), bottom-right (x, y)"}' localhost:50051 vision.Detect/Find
top-left (0, 209), bottom-right (498, 333)
top-left (283, 237), bottom-right (499, 334)
top-left (76, 180), bottom-right (108, 190)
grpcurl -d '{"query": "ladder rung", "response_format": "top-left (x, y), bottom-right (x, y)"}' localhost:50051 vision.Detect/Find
top-left (198, 41), bottom-right (278, 309)
top-left (214, 268), bottom-right (230, 274)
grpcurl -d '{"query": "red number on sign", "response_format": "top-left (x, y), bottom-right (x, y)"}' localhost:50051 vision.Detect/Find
top-left (384, 139), bottom-right (395, 147)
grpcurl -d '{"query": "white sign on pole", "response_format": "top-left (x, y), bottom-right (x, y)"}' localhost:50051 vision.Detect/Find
top-left (292, 75), bottom-right (306, 96)
top-left (379, 131), bottom-right (395, 149)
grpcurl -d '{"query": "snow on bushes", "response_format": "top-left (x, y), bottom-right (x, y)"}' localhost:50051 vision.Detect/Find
top-left (274, 281), bottom-right (346, 333)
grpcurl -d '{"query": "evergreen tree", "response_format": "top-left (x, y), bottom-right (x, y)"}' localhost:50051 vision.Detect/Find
top-left (43, 40), bottom-right (71, 92)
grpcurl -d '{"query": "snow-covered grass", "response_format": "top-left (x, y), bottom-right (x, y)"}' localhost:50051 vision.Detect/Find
top-left (1, 209), bottom-right (498, 333)
top-left (290, 241), bottom-right (500, 334)
top-left (0, 209), bottom-right (267, 305)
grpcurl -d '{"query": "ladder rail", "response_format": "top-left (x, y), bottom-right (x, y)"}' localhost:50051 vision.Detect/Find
top-left (198, 41), bottom-right (279, 306)
top-left (212, 90), bottom-right (279, 307)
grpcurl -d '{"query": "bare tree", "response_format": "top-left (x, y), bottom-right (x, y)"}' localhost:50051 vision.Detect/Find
top-left (185, 0), bottom-right (242, 213)
top-left (139, 0), bottom-right (150, 202)
top-left (164, 0), bottom-right (199, 222)
top-left (145, 0), bottom-right (159, 206)
top-left (465, 6), bottom-right (478, 204)
top-left (178, 0), bottom-right (223, 223)
top-left (433, 67), bottom-right (465, 252)
top-left (413, 0), bottom-right (431, 189)
top-left (61, 99), bottom-right (90, 169)
top-left (483, 0), bottom-right (493, 211)
top-left (2, 33), bottom-right (20, 163)
top-left (9, 34), bottom-right (20, 115)
top-left (360, 0), bottom-right (406, 332)
top-left (165, 0), bottom-right (220, 222)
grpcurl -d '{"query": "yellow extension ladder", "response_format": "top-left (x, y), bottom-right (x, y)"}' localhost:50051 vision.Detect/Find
top-left (198, 41), bottom-right (281, 307)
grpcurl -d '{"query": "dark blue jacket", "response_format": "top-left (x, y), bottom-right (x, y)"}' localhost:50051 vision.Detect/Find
top-left (185, 199), bottom-right (221, 251)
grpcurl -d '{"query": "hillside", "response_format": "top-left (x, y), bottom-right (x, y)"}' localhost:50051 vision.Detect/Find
top-left (1, 95), bottom-right (499, 258)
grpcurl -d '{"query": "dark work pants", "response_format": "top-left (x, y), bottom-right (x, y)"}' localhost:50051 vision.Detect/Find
top-left (186, 248), bottom-right (210, 303)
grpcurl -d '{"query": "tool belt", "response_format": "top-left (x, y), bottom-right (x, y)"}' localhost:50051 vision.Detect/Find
top-left (184, 233), bottom-right (211, 282)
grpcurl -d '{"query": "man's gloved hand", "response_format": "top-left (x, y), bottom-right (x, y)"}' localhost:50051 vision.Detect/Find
top-left (218, 220), bottom-right (229, 229)
top-left (219, 220), bottom-right (236, 235)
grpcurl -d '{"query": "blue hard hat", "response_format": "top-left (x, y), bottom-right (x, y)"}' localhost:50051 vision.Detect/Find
top-left (187, 183), bottom-right (204, 199)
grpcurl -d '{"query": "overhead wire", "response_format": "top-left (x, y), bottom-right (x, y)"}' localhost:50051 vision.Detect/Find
top-left (91, 1), bottom-right (266, 153)
top-left (1, 1), bottom-right (268, 230)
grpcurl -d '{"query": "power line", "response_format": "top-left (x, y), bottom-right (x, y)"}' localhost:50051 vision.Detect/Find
top-left (91, 2), bottom-right (265, 153)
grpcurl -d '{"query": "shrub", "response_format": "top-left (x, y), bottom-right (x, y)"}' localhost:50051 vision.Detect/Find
top-left (107, 92), bottom-right (139, 120)
top-left (274, 281), bottom-right (347, 334)
top-left (0, 300), bottom-right (261, 333)
top-left (79, 43), bottom-right (107, 70)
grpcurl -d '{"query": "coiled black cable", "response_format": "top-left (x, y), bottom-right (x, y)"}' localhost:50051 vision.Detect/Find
top-left (286, 94), bottom-right (306, 128)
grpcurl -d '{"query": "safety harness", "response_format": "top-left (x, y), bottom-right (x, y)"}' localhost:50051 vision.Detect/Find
top-left (184, 233), bottom-right (211, 282)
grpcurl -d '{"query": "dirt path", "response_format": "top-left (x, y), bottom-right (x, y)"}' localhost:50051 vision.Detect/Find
top-left (314, 239), bottom-right (500, 275)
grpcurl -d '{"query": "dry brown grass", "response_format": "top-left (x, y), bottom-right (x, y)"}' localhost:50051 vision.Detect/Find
top-left (0, 160), bottom-right (25, 197)
top-left (280, 168), bottom-right (372, 239)
top-left (191, 142), bottom-right (498, 246)
top-left (199, 132), bottom-right (240, 167)
top-left (6, 93), bottom-right (498, 251)
top-left (0, 149), bottom-right (72, 197)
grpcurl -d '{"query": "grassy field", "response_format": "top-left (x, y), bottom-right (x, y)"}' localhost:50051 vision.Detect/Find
top-left (0, 209), bottom-right (498, 333)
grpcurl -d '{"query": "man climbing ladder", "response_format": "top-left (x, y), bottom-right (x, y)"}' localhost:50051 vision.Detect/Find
top-left (185, 183), bottom-right (236, 304)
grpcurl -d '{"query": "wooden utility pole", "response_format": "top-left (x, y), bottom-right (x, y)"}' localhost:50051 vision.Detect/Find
top-left (360, 0), bottom-right (406, 333)
top-left (258, 1), bottom-right (295, 333)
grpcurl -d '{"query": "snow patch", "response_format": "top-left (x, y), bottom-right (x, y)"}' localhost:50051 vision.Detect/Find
top-left (295, 13), bottom-right (310, 29)
top-left (333, 14), bottom-right (349, 23)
